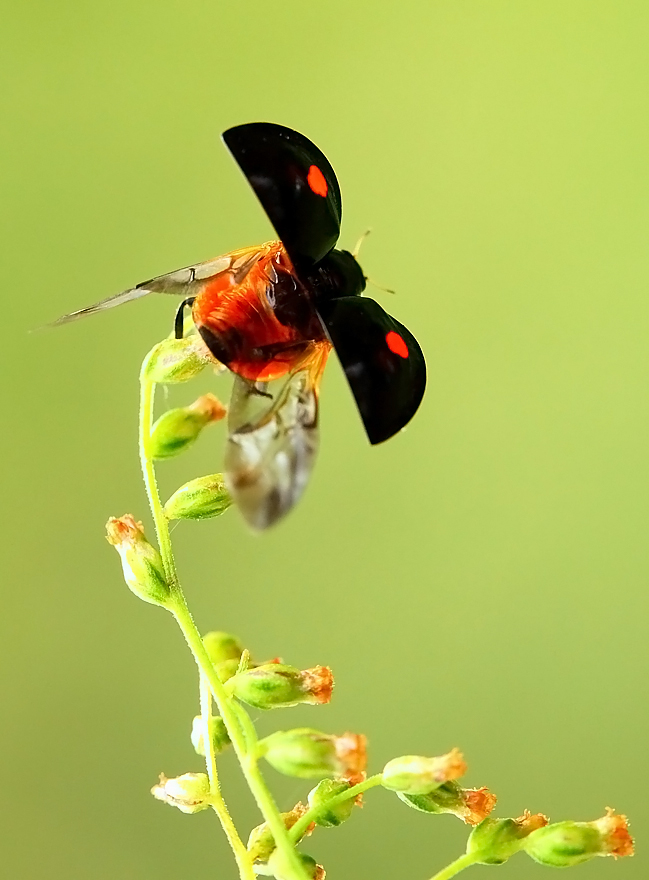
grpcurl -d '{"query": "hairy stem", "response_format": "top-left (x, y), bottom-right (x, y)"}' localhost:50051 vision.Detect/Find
top-left (428, 853), bottom-right (478, 880)
top-left (199, 675), bottom-right (254, 880)
top-left (138, 362), bottom-right (309, 880)
top-left (288, 774), bottom-right (383, 843)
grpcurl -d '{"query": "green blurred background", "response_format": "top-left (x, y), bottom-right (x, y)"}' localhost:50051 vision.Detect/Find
top-left (1, 1), bottom-right (647, 877)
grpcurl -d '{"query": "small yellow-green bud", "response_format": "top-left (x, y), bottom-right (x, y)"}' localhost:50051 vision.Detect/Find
top-left (229, 663), bottom-right (334, 710)
top-left (150, 393), bottom-right (226, 459)
top-left (105, 515), bottom-right (169, 606)
top-left (267, 849), bottom-right (325, 880)
top-left (142, 336), bottom-right (210, 384)
top-left (467, 812), bottom-right (548, 864)
top-left (151, 772), bottom-right (211, 814)
top-left (190, 715), bottom-right (231, 756)
top-left (203, 631), bottom-right (244, 665)
top-left (164, 474), bottom-right (232, 520)
top-left (397, 781), bottom-right (497, 826)
top-left (523, 809), bottom-right (634, 867)
top-left (307, 779), bottom-right (355, 827)
top-left (247, 803), bottom-right (311, 863)
top-left (259, 728), bottom-right (366, 780)
top-left (381, 749), bottom-right (467, 795)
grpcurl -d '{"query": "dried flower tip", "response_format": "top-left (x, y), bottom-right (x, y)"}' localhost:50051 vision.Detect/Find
top-left (105, 515), bottom-right (169, 606)
top-left (141, 336), bottom-right (210, 384)
top-left (523, 809), bottom-right (634, 867)
top-left (307, 779), bottom-right (356, 827)
top-left (229, 663), bottom-right (334, 710)
top-left (164, 473), bottom-right (232, 520)
top-left (151, 772), bottom-right (211, 814)
top-left (382, 749), bottom-right (467, 795)
top-left (397, 780), bottom-right (497, 825)
top-left (333, 732), bottom-right (367, 785)
top-left (247, 803), bottom-right (310, 863)
top-left (467, 812), bottom-right (549, 865)
top-left (259, 728), bottom-right (365, 780)
top-left (190, 714), bottom-right (231, 757)
top-left (150, 393), bottom-right (226, 460)
top-left (267, 849), bottom-right (325, 880)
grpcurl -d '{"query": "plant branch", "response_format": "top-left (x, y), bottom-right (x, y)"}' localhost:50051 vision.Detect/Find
top-left (138, 361), bottom-right (309, 880)
top-left (428, 853), bottom-right (479, 880)
top-left (288, 774), bottom-right (384, 843)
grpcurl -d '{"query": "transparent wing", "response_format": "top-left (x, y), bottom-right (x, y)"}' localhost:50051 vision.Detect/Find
top-left (50, 247), bottom-right (265, 326)
top-left (224, 343), bottom-right (330, 530)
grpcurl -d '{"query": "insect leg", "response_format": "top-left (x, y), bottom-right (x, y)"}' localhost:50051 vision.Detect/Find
top-left (174, 297), bottom-right (196, 339)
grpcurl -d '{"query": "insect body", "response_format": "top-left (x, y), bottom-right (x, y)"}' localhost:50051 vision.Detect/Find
top-left (56, 123), bottom-right (426, 529)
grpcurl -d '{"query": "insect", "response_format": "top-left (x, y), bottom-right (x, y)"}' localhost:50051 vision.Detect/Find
top-left (56, 123), bottom-right (427, 529)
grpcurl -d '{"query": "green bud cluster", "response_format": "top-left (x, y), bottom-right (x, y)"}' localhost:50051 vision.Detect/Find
top-left (106, 515), bottom-right (169, 606)
top-left (467, 813), bottom-right (548, 864)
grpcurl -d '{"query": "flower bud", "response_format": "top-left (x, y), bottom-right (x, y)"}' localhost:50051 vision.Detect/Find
top-left (307, 779), bottom-right (355, 827)
top-left (467, 811), bottom-right (548, 864)
top-left (150, 394), bottom-right (226, 459)
top-left (141, 336), bottom-right (210, 384)
top-left (247, 803), bottom-right (312, 863)
top-left (381, 749), bottom-right (467, 795)
top-left (190, 714), bottom-right (231, 756)
top-left (229, 664), bottom-right (334, 710)
top-left (267, 849), bottom-right (325, 880)
top-left (151, 772), bottom-right (211, 814)
top-left (397, 781), bottom-right (497, 825)
top-left (203, 631), bottom-right (244, 665)
top-left (106, 515), bottom-right (169, 606)
top-left (164, 474), bottom-right (232, 520)
top-left (259, 729), bottom-right (366, 780)
top-left (523, 809), bottom-right (634, 867)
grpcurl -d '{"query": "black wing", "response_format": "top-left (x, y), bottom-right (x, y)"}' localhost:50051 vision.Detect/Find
top-left (222, 122), bottom-right (342, 269)
top-left (317, 297), bottom-right (426, 445)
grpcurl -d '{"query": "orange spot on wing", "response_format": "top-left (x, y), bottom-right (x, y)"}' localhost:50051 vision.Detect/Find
top-left (386, 330), bottom-right (409, 358)
top-left (307, 165), bottom-right (328, 197)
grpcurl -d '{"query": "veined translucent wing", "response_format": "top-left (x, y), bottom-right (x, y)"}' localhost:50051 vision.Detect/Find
top-left (51, 246), bottom-right (267, 325)
top-left (224, 342), bottom-right (330, 530)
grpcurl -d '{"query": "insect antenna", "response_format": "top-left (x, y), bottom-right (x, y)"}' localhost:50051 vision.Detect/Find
top-left (353, 229), bottom-right (395, 295)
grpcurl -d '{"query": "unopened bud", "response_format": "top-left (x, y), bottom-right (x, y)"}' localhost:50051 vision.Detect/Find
top-left (467, 811), bottom-right (549, 864)
top-left (267, 849), bottom-right (325, 880)
top-left (142, 336), bottom-right (210, 384)
top-left (260, 728), bottom-right (366, 780)
top-left (106, 515), bottom-right (169, 606)
top-left (190, 714), bottom-right (231, 756)
top-left (523, 809), bottom-right (634, 867)
top-left (229, 664), bottom-right (334, 710)
top-left (397, 781), bottom-right (497, 826)
top-left (307, 779), bottom-right (355, 827)
top-left (164, 474), bottom-right (232, 520)
top-left (247, 803), bottom-right (312, 863)
top-left (150, 394), bottom-right (226, 459)
top-left (151, 772), bottom-right (211, 814)
top-left (382, 749), bottom-right (467, 795)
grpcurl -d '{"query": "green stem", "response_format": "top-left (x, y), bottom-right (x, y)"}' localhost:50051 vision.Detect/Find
top-left (138, 362), bottom-right (309, 880)
top-left (428, 853), bottom-right (479, 880)
top-left (199, 675), bottom-right (254, 880)
top-left (288, 774), bottom-right (383, 843)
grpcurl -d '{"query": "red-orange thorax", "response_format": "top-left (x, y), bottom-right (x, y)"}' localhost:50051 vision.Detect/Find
top-left (193, 242), bottom-right (330, 382)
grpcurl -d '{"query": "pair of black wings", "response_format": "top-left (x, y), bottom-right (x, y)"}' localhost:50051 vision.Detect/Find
top-left (223, 123), bottom-right (426, 446)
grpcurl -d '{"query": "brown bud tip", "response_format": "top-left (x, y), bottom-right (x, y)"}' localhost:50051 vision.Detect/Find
top-left (334, 732), bottom-right (367, 784)
top-left (595, 808), bottom-right (634, 858)
top-left (106, 513), bottom-right (144, 546)
top-left (461, 787), bottom-right (498, 825)
top-left (437, 748), bottom-right (467, 783)
top-left (188, 392), bottom-right (227, 422)
top-left (515, 810), bottom-right (549, 836)
top-left (300, 666), bottom-right (334, 704)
